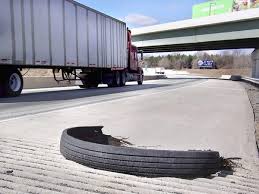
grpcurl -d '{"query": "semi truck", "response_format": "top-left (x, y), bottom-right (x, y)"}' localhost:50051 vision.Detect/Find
top-left (0, 0), bottom-right (144, 97)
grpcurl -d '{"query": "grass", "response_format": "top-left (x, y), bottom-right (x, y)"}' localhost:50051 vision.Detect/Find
top-left (186, 68), bottom-right (252, 78)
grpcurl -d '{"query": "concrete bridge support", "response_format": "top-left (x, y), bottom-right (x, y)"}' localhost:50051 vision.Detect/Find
top-left (252, 49), bottom-right (259, 79)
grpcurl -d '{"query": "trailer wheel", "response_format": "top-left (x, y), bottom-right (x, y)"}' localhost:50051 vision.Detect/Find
top-left (79, 85), bottom-right (87, 89)
top-left (90, 83), bottom-right (99, 88)
top-left (79, 79), bottom-right (90, 89)
top-left (0, 75), bottom-right (4, 97)
top-left (120, 71), bottom-right (126, 86)
top-left (79, 73), bottom-right (99, 89)
top-left (115, 71), bottom-right (121, 87)
top-left (108, 71), bottom-right (121, 87)
top-left (1, 69), bottom-right (23, 97)
top-left (138, 70), bottom-right (144, 85)
top-left (80, 81), bottom-right (98, 89)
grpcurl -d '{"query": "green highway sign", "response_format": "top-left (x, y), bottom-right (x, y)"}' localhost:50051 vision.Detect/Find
top-left (193, 0), bottom-right (259, 18)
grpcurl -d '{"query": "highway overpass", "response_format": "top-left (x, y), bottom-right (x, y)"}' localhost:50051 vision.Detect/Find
top-left (131, 8), bottom-right (259, 78)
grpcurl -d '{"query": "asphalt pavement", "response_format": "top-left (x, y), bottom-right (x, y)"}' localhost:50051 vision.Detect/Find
top-left (0, 77), bottom-right (258, 193)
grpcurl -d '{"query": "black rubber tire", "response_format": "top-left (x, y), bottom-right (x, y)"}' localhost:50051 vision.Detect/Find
top-left (114, 71), bottom-right (120, 87)
top-left (60, 127), bottom-right (221, 178)
top-left (79, 82), bottom-right (92, 89)
top-left (0, 71), bottom-right (4, 97)
top-left (230, 75), bottom-right (242, 81)
top-left (79, 80), bottom-right (99, 89)
top-left (79, 85), bottom-right (88, 89)
top-left (0, 69), bottom-right (23, 97)
top-left (80, 83), bottom-right (98, 89)
top-left (108, 71), bottom-right (121, 87)
top-left (138, 71), bottom-right (144, 85)
top-left (120, 71), bottom-right (126, 86)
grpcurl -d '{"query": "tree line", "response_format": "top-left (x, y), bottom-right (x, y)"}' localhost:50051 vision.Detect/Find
top-left (143, 51), bottom-right (252, 70)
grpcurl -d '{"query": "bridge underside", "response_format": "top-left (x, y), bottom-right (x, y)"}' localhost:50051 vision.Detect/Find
top-left (137, 38), bottom-right (259, 53)
top-left (132, 17), bottom-right (259, 53)
top-left (132, 10), bottom-right (259, 78)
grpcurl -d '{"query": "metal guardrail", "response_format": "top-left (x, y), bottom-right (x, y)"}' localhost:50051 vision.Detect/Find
top-left (242, 77), bottom-right (259, 87)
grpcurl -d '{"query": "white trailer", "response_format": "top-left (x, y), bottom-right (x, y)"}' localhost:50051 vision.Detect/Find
top-left (0, 0), bottom-right (143, 97)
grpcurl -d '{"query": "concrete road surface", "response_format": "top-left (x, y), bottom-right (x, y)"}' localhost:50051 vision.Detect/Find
top-left (0, 78), bottom-right (258, 194)
top-left (0, 78), bottom-right (257, 159)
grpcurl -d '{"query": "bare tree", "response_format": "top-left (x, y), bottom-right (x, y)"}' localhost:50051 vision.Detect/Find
top-left (158, 57), bottom-right (171, 69)
top-left (143, 51), bottom-right (252, 70)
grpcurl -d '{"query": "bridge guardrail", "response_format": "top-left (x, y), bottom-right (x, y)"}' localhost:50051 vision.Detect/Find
top-left (242, 77), bottom-right (259, 87)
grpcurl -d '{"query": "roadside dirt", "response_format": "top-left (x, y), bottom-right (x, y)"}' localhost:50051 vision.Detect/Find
top-left (242, 82), bottom-right (259, 150)
top-left (187, 68), bottom-right (252, 78)
top-left (21, 69), bottom-right (55, 77)
top-left (24, 77), bottom-right (75, 89)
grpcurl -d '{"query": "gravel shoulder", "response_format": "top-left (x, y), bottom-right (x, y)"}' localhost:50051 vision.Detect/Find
top-left (242, 82), bottom-right (259, 151)
top-left (186, 68), bottom-right (252, 78)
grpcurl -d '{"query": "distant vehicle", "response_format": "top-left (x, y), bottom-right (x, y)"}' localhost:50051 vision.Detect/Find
top-left (155, 67), bottom-right (165, 75)
top-left (0, 0), bottom-right (144, 97)
top-left (198, 60), bottom-right (217, 69)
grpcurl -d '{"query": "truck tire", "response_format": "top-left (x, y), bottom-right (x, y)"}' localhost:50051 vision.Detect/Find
top-left (79, 84), bottom-right (88, 89)
top-left (138, 70), bottom-right (144, 85)
top-left (108, 71), bottom-right (121, 87)
top-left (79, 74), bottom-right (99, 89)
top-left (60, 127), bottom-right (221, 178)
top-left (115, 71), bottom-right (121, 87)
top-left (1, 69), bottom-right (23, 97)
top-left (79, 81), bottom-right (92, 89)
top-left (0, 72), bottom-right (4, 97)
top-left (0, 84), bottom-right (3, 97)
top-left (120, 71), bottom-right (126, 86)
top-left (80, 82), bottom-right (99, 89)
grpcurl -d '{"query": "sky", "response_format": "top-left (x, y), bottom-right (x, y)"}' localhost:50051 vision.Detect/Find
top-left (78, 0), bottom-right (207, 28)
top-left (77, 0), bottom-right (253, 55)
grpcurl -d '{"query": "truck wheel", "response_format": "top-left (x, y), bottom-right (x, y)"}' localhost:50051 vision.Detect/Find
top-left (138, 71), bottom-right (144, 85)
top-left (0, 71), bottom-right (4, 97)
top-left (79, 73), bottom-right (99, 89)
top-left (79, 80), bottom-right (90, 89)
top-left (80, 81), bottom-right (98, 89)
top-left (79, 85), bottom-right (87, 89)
top-left (108, 71), bottom-right (120, 87)
top-left (1, 69), bottom-right (23, 97)
top-left (120, 71), bottom-right (126, 86)
top-left (115, 71), bottom-right (120, 87)
top-left (90, 82), bottom-right (99, 88)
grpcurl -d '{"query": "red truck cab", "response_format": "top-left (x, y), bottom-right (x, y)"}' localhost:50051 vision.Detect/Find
top-left (126, 29), bottom-right (143, 84)
top-left (127, 29), bottom-right (143, 71)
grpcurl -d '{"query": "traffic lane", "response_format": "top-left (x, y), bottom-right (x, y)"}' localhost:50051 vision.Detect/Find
top-left (0, 79), bottom-right (256, 159)
top-left (0, 79), bottom-right (194, 103)
top-left (95, 79), bottom-right (257, 159)
top-left (0, 79), bottom-right (204, 121)
top-left (0, 79), bottom-right (258, 194)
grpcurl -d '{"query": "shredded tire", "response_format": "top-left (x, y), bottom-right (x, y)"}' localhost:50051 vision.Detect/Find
top-left (60, 127), bottom-right (221, 177)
